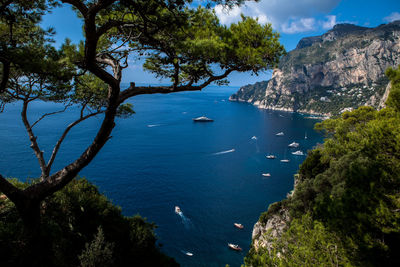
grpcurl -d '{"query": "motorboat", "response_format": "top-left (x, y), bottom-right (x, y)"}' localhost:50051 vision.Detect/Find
top-left (275, 132), bottom-right (284, 136)
top-left (185, 252), bottom-right (193, 256)
top-left (175, 206), bottom-right (182, 214)
top-left (251, 136), bottom-right (257, 140)
top-left (262, 173), bottom-right (271, 177)
top-left (292, 150), bottom-right (304, 156)
top-left (234, 223), bottom-right (244, 229)
top-left (280, 159), bottom-right (290, 163)
top-left (266, 155), bottom-right (276, 159)
top-left (288, 142), bottom-right (299, 148)
top-left (193, 116), bottom-right (213, 122)
top-left (228, 243), bottom-right (242, 251)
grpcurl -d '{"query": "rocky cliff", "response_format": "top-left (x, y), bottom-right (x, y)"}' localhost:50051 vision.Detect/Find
top-left (230, 21), bottom-right (400, 116)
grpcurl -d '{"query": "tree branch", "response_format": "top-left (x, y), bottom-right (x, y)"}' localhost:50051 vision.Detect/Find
top-left (97, 20), bottom-right (126, 37)
top-left (60, 0), bottom-right (88, 17)
top-left (118, 68), bottom-right (234, 104)
top-left (25, 90), bottom-right (119, 199)
top-left (0, 60), bottom-right (10, 94)
top-left (30, 104), bottom-right (71, 129)
top-left (21, 101), bottom-right (47, 178)
top-left (46, 110), bottom-right (103, 176)
top-left (0, 174), bottom-right (24, 205)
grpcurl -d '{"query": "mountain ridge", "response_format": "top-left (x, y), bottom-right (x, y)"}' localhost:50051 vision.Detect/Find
top-left (230, 20), bottom-right (400, 116)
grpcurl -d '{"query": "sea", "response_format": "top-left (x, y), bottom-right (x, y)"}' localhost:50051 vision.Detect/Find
top-left (0, 85), bottom-right (323, 266)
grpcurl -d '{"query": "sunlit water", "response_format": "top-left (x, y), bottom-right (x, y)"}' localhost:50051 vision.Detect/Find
top-left (0, 86), bottom-right (322, 266)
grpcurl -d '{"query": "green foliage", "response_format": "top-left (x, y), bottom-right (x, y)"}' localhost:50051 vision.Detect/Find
top-left (247, 68), bottom-right (400, 266)
top-left (73, 73), bottom-right (109, 109)
top-left (140, 6), bottom-right (284, 84)
top-left (79, 226), bottom-right (114, 267)
top-left (385, 65), bottom-right (400, 111)
top-left (259, 200), bottom-right (287, 226)
top-left (0, 178), bottom-right (177, 267)
top-left (116, 103), bottom-right (135, 118)
top-left (245, 214), bottom-right (353, 267)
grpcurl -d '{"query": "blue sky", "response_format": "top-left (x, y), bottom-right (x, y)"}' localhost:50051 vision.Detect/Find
top-left (42, 0), bottom-right (400, 86)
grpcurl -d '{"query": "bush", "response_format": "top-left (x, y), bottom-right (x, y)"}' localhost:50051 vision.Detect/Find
top-left (0, 178), bottom-right (178, 267)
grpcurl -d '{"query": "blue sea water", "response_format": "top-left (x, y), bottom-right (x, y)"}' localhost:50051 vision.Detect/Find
top-left (0, 86), bottom-right (323, 266)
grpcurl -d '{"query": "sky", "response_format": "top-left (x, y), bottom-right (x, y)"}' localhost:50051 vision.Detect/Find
top-left (42, 0), bottom-right (400, 87)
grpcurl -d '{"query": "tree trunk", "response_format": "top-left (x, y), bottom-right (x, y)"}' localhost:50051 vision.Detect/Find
top-left (14, 197), bottom-right (50, 267)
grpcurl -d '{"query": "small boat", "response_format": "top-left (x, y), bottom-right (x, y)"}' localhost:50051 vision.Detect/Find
top-left (305, 132), bottom-right (308, 139)
top-left (175, 206), bottom-right (182, 214)
top-left (266, 155), bottom-right (276, 159)
top-left (288, 142), bottom-right (299, 148)
top-left (251, 136), bottom-right (257, 140)
top-left (275, 132), bottom-right (284, 136)
top-left (193, 116), bottom-right (213, 122)
top-left (262, 173), bottom-right (271, 177)
top-left (234, 223), bottom-right (244, 229)
top-left (228, 243), bottom-right (242, 251)
top-left (292, 150), bottom-right (304, 156)
top-left (185, 252), bottom-right (193, 256)
top-left (280, 159), bottom-right (290, 163)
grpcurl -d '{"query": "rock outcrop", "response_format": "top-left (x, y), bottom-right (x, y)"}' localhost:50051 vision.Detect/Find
top-left (252, 208), bottom-right (289, 252)
top-left (230, 21), bottom-right (400, 115)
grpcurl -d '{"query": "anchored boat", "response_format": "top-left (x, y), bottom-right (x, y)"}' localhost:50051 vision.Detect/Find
top-left (288, 142), bottom-right (299, 148)
top-left (228, 243), bottom-right (242, 251)
top-left (193, 116), bottom-right (213, 122)
top-left (234, 223), bottom-right (244, 229)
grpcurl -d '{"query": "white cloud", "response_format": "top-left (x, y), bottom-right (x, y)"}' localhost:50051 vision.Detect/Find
top-left (282, 18), bottom-right (316, 34)
top-left (383, 12), bottom-right (400, 23)
top-left (214, 4), bottom-right (242, 25)
top-left (214, 0), bottom-right (341, 33)
top-left (322, 15), bottom-right (337, 30)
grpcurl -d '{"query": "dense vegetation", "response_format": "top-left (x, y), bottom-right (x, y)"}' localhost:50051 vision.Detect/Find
top-left (0, 178), bottom-right (177, 267)
top-left (245, 66), bottom-right (400, 266)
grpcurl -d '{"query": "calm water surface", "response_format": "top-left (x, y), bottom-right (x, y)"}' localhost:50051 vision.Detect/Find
top-left (0, 86), bottom-right (323, 266)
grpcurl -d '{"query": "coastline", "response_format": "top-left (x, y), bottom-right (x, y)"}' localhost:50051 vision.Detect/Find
top-left (228, 97), bottom-right (330, 120)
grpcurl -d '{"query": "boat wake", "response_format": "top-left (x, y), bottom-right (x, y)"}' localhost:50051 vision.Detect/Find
top-left (147, 124), bottom-right (161, 128)
top-left (251, 136), bottom-right (260, 152)
top-left (212, 149), bottom-right (235, 155)
top-left (178, 212), bottom-right (193, 229)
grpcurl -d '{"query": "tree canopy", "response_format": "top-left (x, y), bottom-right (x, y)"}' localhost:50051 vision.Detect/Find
top-left (0, 0), bottom-right (284, 265)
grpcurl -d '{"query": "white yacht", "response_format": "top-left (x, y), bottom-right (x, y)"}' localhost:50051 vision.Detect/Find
top-left (262, 173), bottom-right (271, 177)
top-left (193, 116), bottom-right (213, 122)
top-left (288, 142), bottom-right (299, 148)
top-left (292, 150), bottom-right (304, 156)
top-left (275, 132), bottom-right (284, 136)
top-left (280, 159), bottom-right (290, 163)
top-left (266, 155), bottom-right (276, 159)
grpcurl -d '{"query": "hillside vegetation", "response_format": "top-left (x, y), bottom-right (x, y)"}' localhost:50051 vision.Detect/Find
top-left (245, 65), bottom-right (400, 266)
top-left (0, 178), bottom-right (177, 267)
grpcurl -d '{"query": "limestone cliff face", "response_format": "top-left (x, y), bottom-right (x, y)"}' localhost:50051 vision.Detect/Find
top-left (252, 208), bottom-right (289, 252)
top-left (230, 21), bottom-right (400, 115)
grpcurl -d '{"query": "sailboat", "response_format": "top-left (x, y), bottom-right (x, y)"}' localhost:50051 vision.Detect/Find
top-left (305, 132), bottom-right (308, 139)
